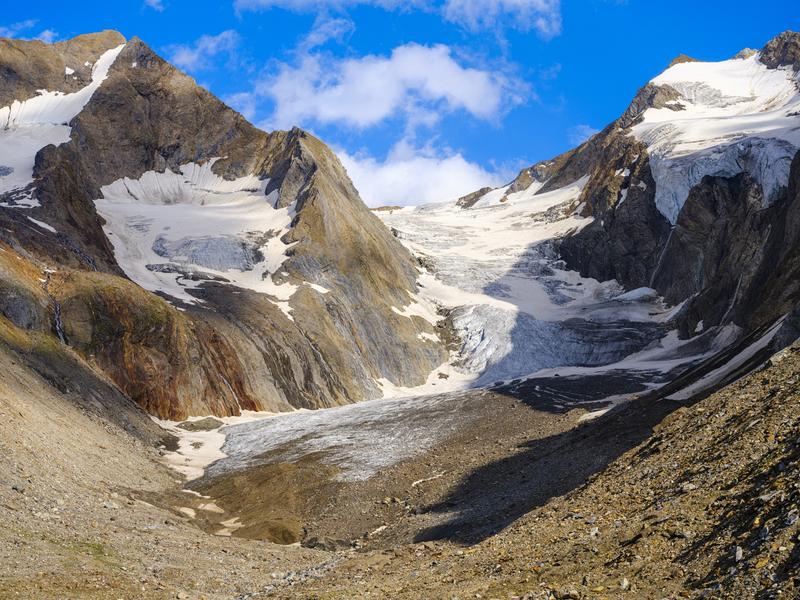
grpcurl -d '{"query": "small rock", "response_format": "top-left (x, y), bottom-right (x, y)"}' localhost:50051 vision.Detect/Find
top-left (103, 501), bottom-right (120, 510)
top-left (176, 417), bottom-right (223, 432)
top-left (620, 577), bottom-right (630, 590)
top-left (735, 546), bottom-right (744, 562)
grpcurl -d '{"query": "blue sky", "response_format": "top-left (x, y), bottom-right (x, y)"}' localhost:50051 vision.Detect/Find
top-left (3, 1), bottom-right (800, 205)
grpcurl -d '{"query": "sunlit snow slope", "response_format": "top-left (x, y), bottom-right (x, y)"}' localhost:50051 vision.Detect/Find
top-left (634, 54), bottom-right (800, 223)
top-left (96, 160), bottom-right (306, 317)
top-left (0, 44), bottom-right (124, 206)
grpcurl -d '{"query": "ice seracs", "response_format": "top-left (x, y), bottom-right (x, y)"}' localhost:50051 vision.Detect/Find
top-left (633, 54), bottom-right (800, 223)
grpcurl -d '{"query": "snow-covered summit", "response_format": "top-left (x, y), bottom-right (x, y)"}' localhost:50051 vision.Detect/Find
top-left (633, 51), bottom-right (800, 223)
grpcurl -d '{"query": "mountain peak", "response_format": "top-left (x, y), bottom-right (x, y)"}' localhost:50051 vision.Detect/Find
top-left (667, 53), bottom-right (698, 68)
top-left (732, 47), bottom-right (757, 60)
top-left (54, 30), bottom-right (126, 50)
top-left (0, 30), bottom-right (126, 107)
top-left (760, 30), bottom-right (800, 70)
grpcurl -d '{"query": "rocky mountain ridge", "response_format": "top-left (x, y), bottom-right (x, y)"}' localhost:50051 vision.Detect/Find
top-left (0, 31), bottom-right (444, 419)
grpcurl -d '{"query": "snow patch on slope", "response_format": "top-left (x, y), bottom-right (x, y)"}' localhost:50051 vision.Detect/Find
top-left (155, 411), bottom-right (276, 481)
top-left (633, 55), bottom-right (800, 223)
top-left (666, 319), bottom-right (784, 401)
top-left (95, 160), bottom-right (301, 316)
top-left (0, 44), bottom-right (125, 206)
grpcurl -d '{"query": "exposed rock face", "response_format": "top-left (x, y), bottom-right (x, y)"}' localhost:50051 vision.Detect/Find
top-left (651, 172), bottom-right (784, 335)
top-left (0, 240), bottom-right (170, 442)
top-left (456, 187), bottom-right (492, 208)
top-left (733, 48), bottom-right (757, 60)
top-left (667, 53), bottom-right (698, 68)
top-left (558, 150), bottom-right (671, 288)
top-left (746, 152), bottom-right (800, 326)
top-left (0, 31), bottom-right (124, 107)
top-left (0, 32), bottom-right (445, 419)
top-left (617, 83), bottom-right (684, 127)
top-left (759, 30), bottom-right (800, 70)
top-left (542, 109), bottom-right (673, 288)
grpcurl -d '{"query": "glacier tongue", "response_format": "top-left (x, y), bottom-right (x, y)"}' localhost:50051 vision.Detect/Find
top-left (452, 305), bottom-right (664, 385)
top-left (377, 176), bottom-right (680, 391)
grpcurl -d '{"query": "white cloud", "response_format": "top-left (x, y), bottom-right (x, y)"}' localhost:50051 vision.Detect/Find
top-left (165, 30), bottom-right (239, 72)
top-left (337, 139), bottom-right (504, 206)
top-left (0, 19), bottom-right (58, 42)
top-left (234, 0), bottom-right (561, 36)
top-left (298, 16), bottom-right (354, 51)
top-left (0, 20), bottom-right (37, 38)
top-left (539, 62), bottom-right (561, 81)
top-left (34, 29), bottom-right (58, 43)
top-left (225, 91), bottom-right (258, 120)
top-left (442, 0), bottom-right (561, 37)
top-left (567, 124), bottom-right (600, 145)
top-left (260, 43), bottom-right (519, 130)
top-left (144, 0), bottom-right (165, 11)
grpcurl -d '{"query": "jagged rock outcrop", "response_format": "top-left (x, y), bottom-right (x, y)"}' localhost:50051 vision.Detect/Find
top-left (0, 32), bottom-right (445, 419)
top-left (456, 187), bottom-right (492, 208)
top-left (650, 172), bottom-right (781, 335)
top-left (759, 30), bottom-right (800, 70)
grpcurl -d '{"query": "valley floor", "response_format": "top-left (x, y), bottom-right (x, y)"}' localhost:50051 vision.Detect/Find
top-left (2, 332), bottom-right (799, 598)
top-left (264, 342), bottom-right (800, 599)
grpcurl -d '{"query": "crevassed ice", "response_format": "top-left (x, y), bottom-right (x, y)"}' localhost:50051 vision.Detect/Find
top-left (377, 176), bottom-right (681, 391)
top-left (0, 44), bottom-right (125, 204)
top-left (95, 160), bottom-right (301, 317)
top-left (632, 54), bottom-right (800, 224)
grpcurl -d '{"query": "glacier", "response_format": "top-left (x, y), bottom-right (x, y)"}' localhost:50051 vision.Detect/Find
top-left (378, 176), bottom-right (683, 389)
top-left (95, 160), bottom-right (301, 315)
top-left (633, 53), bottom-right (800, 223)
